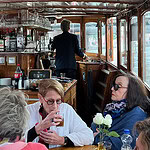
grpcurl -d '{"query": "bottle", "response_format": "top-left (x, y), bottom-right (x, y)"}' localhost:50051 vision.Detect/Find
top-left (14, 64), bottom-right (22, 89)
top-left (121, 129), bottom-right (133, 150)
top-left (18, 76), bottom-right (23, 89)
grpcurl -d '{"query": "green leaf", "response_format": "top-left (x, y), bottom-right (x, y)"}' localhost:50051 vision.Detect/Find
top-left (108, 131), bottom-right (120, 137)
top-left (103, 129), bottom-right (109, 134)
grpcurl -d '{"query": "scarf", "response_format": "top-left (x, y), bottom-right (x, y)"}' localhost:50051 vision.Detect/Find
top-left (103, 99), bottom-right (127, 119)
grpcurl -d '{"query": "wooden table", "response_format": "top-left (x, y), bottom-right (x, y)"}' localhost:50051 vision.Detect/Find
top-left (49, 145), bottom-right (97, 150)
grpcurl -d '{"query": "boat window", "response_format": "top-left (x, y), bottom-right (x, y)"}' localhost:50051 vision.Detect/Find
top-left (143, 11), bottom-right (150, 87)
top-left (108, 17), bottom-right (117, 66)
top-left (131, 16), bottom-right (138, 75)
top-left (85, 22), bottom-right (98, 53)
top-left (120, 19), bottom-right (127, 68)
top-left (102, 22), bottom-right (106, 56)
top-left (50, 23), bottom-right (80, 46)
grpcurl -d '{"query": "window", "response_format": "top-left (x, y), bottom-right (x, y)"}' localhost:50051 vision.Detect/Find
top-left (70, 23), bottom-right (81, 47)
top-left (143, 12), bottom-right (150, 87)
top-left (131, 17), bottom-right (138, 75)
top-left (108, 17), bottom-right (117, 66)
top-left (50, 23), bottom-right (80, 46)
top-left (85, 22), bottom-right (98, 53)
top-left (120, 19), bottom-right (127, 67)
top-left (102, 22), bottom-right (106, 56)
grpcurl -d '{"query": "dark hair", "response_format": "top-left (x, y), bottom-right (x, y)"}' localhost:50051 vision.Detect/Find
top-left (134, 118), bottom-right (150, 150)
top-left (112, 73), bottom-right (150, 114)
top-left (61, 19), bottom-right (70, 32)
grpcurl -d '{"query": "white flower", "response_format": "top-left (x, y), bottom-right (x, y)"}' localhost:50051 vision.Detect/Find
top-left (93, 113), bottom-right (104, 125)
top-left (103, 114), bottom-right (112, 128)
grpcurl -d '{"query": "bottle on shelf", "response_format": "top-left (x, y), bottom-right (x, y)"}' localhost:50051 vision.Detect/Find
top-left (14, 64), bottom-right (22, 89)
top-left (121, 129), bottom-right (133, 150)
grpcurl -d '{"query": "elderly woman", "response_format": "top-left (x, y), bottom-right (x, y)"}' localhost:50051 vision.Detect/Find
top-left (134, 118), bottom-right (150, 150)
top-left (0, 87), bottom-right (48, 150)
top-left (91, 73), bottom-right (150, 150)
top-left (26, 79), bottom-right (94, 149)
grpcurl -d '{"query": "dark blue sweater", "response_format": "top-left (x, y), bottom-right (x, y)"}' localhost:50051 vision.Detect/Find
top-left (91, 107), bottom-right (148, 150)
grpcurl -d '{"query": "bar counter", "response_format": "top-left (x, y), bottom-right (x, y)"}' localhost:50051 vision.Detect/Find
top-left (49, 145), bottom-right (97, 150)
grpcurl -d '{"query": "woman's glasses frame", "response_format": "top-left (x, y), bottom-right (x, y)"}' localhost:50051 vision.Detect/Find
top-left (42, 96), bottom-right (62, 105)
top-left (112, 83), bottom-right (128, 91)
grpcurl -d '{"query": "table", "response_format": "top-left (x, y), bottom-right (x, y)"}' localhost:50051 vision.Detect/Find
top-left (49, 145), bottom-right (97, 150)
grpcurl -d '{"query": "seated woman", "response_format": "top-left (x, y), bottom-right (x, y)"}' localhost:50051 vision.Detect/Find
top-left (91, 73), bottom-right (150, 150)
top-left (134, 117), bottom-right (150, 150)
top-left (26, 79), bottom-right (94, 149)
top-left (0, 87), bottom-right (48, 150)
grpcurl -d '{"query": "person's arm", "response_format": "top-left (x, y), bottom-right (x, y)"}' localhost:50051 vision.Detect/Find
top-left (27, 126), bottom-right (38, 142)
top-left (73, 35), bottom-right (85, 58)
top-left (65, 104), bottom-right (94, 146)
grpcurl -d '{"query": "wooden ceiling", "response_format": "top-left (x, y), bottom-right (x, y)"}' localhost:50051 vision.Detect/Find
top-left (0, 0), bottom-right (147, 18)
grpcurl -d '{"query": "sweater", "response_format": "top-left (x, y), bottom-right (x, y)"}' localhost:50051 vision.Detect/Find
top-left (25, 102), bottom-right (94, 149)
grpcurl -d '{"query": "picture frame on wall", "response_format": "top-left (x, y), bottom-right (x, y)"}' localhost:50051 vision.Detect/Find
top-left (0, 56), bottom-right (5, 65)
top-left (7, 56), bottom-right (16, 65)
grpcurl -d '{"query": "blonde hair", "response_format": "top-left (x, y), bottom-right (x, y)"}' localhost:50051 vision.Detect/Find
top-left (38, 79), bottom-right (64, 98)
top-left (0, 87), bottom-right (29, 141)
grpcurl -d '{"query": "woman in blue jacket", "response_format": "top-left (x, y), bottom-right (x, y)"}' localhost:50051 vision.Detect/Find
top-left (91, 73), bottom-right (150, 150)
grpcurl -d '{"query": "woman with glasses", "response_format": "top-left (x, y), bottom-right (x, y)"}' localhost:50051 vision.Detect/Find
top-left (26, 79), bottom-right (94, 149)
top-left (91, 73), bottom-right (150, 150)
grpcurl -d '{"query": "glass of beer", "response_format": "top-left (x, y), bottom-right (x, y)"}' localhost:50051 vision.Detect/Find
top-left (56, 112), bottom-right (64, 127)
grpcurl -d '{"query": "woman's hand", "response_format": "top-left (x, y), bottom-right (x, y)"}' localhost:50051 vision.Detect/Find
top-left (35, 110), bottom-right (63, 135)
top-left (93, 128), bottom-right (100, 137)
top-left (39, 130), bottom-right (64, 145)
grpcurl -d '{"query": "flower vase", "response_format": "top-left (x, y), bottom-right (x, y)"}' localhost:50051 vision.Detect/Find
top-left (98, 142), bottom-right (105, 150)
top-left (98, 141), bottom-right (112, 150)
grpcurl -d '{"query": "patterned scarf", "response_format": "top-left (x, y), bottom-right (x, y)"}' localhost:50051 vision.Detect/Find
top-left (103, 99), bottom-right (127, 119)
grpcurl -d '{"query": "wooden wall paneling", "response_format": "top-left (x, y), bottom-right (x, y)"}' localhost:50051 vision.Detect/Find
top-left (138, 8), bottom-right (143, 79)
top-left (77, 61), bottom-right (104, 126)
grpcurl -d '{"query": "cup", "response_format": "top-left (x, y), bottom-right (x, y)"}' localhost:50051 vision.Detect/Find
top-left (56, 112), bottom-right (64, 127)
top-left (104, 141), bottom-right (112, 150)
top-left (60, 73), bottom-right (66, 79)
top-left (98, 141), bottom-right (112, 150)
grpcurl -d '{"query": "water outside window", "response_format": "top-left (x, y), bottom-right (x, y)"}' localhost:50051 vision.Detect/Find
top-left (143, 11), bottom-right (150, 87)
top-left (85, 22), bottom-right (98, 53)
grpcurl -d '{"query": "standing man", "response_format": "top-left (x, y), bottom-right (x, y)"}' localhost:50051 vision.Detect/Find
top-left (51, 19), bottom-right (87, 79)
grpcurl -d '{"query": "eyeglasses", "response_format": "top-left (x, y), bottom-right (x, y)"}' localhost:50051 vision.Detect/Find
top-left (42, 97), bottom-right (62, 105)
top-left (112, 83), bottom-right (128, 91)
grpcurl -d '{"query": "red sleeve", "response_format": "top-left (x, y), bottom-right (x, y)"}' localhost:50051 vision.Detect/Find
top-left (22, 142), bottom-right (48, 150)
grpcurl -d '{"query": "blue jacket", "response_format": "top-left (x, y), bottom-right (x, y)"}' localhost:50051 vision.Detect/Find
top-left (91, 106), bottom-right (148, 150)
top-left (51, 32), bottom-right (84, 70)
